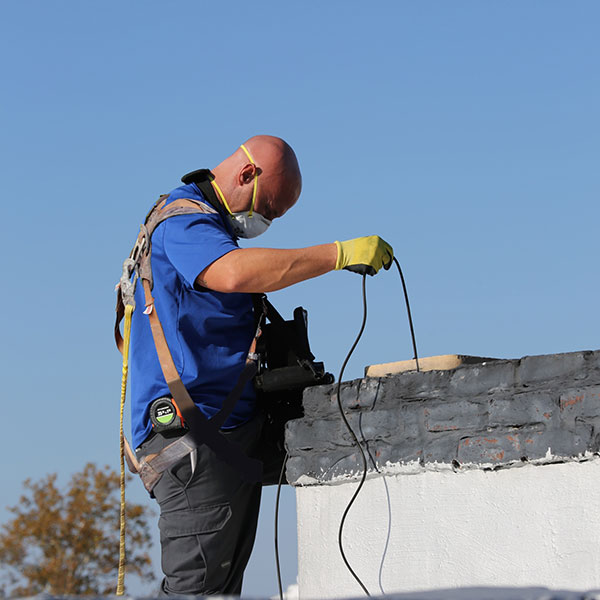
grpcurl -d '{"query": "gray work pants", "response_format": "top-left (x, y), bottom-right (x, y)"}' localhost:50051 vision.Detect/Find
top-left (136, 416), bottom-right (264, 596)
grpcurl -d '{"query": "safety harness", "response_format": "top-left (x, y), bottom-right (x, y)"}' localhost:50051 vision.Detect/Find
top-left (114, 172), bottom-right (334, 594)
top-left (114, 185), bottom-right (267, 493)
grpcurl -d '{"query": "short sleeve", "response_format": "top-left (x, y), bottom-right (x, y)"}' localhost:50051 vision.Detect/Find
top-left (162, 213), bottom-right (239, 287)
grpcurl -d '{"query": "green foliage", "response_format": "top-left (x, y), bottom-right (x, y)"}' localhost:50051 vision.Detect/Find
top-left (0, 463), bottom-right (155, 596)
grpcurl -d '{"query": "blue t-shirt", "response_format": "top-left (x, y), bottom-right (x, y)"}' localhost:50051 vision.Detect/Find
top-left (130, 183), bottom-right (256, 448)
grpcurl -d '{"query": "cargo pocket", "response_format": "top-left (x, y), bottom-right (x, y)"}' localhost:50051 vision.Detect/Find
top-left (158, 503), bottom-right (232, 594)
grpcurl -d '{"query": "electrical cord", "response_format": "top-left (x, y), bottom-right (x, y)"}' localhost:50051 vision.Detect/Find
top-left (275, 452), bottom-right (288, 600)
top-left (272, 275), bottom-right (371, 599)
top-left (393, 257), bottom-right (420, 371)
top-left (335, 258), bottom-right (420, 596)
top-left (273, 257), bottom-right (420, 599)
top-left (336, 274), bottom-right (371, 596)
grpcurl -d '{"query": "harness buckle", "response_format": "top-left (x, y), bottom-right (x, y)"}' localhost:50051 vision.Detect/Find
top-left (129, 226), bottom-right (149, 262)
top-left (119, 257), bottom-right (138, 309)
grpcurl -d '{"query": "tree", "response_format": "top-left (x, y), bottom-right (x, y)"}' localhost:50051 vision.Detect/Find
top-left (0, 463), bottom-right (155, 596)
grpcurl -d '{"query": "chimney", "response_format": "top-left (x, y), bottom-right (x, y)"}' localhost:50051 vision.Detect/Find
top-left (285, 350), bottom-right (600, 599)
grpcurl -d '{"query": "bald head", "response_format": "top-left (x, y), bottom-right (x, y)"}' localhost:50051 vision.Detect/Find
top-left (212, 135), bottom-right (302, 220)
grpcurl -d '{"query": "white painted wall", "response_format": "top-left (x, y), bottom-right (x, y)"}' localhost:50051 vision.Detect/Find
top-left (296, 458), bottom-right (600, 599)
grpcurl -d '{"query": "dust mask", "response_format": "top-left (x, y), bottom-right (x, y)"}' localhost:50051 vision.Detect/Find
top-left (228, 211), bottom-right (271, 239)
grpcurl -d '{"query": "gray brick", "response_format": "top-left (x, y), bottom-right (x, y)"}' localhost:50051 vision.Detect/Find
top-left (285, 455), bottom-right (321, 484)
top-left (377, 369), bottom-right (452, 404)
top-left (351, 410), bottom-right (405, 442)
top-left (585, 350), bottom-right (600, 373)
top-left (558, 386), bottom-right (600, 420)
top-left (354, 377), bottom-right (380, 410)
top-left (546, 424), bottom-right (593, 456)
top-left (316, 449), bottom-right (368, 480)
top-left (423, 433), bottom-right (462, 463)
top-left (331, 379), bottom-right (379, 411)
top-left (489, 392), bottom-right (556, 427)
top-left (518, 352), bottom-right (587, 385)
top-left (588, 425), bottom-right (600, 452)
top-left (301, 377), bottom-right (380, 419)
top-left (286, 418), bottom-right (351, 451)
top-left (397, 404), bottom-right (423, 438)
top-left (457, 431), bottom-right (528, 465)
top-left (450, 361), bottom-right (517, 396)
top-left (518, 428), bottom-right (555, 459)
top-left (369, 441), bottom-right (423, 469)
top-left (424, 400), bottom-right (487, 432)
top-left (284, 455), bottom-right (305, 484)
top-left (456, 426), bottom-right (590, 463)
top-left (351, 402), bottom-right (422, 438)
top-left (286, 410), bottom-right (408, 455)
top-left (285, 449), bottom-right (360, 484)
top-left (575, 415), bottom-right (600, 440)
top-left (300, 383), bottom-right (338, 418)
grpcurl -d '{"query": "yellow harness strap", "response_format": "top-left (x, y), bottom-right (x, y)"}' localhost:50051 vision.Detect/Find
top-left (117, 303), bottom-right (134, 595)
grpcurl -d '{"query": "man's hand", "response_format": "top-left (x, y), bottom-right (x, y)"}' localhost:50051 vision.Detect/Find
top-left (334, 236), bottom-right (394, 276)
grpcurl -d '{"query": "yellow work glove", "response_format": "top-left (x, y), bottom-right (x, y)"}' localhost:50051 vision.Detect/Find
top-left (334, 236), bottom-right (394, 276)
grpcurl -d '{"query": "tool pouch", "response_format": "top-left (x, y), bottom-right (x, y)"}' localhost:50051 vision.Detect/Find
top-left (254, 303), bottom-right (333, 485)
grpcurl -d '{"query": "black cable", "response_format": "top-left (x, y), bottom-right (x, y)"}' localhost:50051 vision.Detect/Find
top-left (275, 452), bottom-right (288, 600)
top-left (272, 259), bottom-right (419, 599)
top-left (336, 274), bottom-right (371, 597)
top-left (335, 260), bottom-right (420, 596)
top-left (393, 257), bottom-right (420, 371)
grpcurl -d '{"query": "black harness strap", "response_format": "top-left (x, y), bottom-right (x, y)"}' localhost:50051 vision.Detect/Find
top-left (181, 169), bottom-right (235, 235)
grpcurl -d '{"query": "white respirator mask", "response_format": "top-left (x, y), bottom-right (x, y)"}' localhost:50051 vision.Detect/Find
top-left (229, 211), bottom-right (272, 239)
top-left (210, 144), bottom-right (271, 239)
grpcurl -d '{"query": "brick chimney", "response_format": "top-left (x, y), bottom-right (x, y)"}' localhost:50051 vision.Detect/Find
top-left (285, 350), bottom-right (600, 599)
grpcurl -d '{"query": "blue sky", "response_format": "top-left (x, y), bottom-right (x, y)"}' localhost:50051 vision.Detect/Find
top-left (1, 1), bottom-right (599, 597)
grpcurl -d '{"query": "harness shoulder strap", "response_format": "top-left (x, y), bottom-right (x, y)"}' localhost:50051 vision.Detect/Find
top-left (114, 197), bottom-right (216, 351)
top-left (141, 277), bottom-right (262, 486)
top-left (115, 193), bottom-right (264, 488)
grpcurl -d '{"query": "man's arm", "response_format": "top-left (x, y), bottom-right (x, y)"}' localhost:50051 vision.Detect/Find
top-left (196, 244), bottom-right (338, 293)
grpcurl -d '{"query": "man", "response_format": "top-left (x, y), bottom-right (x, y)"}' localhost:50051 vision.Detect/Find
top-left (131, 135), bottom-right (393, 595)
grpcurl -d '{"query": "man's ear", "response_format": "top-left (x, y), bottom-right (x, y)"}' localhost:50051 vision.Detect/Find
top-left (238, 163), bottom-right (258, 185)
